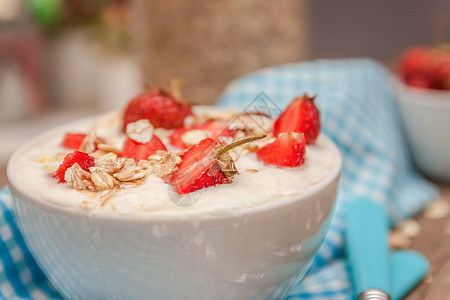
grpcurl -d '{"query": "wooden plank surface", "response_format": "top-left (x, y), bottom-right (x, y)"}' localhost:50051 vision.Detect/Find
top-left (404, 183), bottom-right (450, 300)
top-left (0, 165), bottom-right (448, 299)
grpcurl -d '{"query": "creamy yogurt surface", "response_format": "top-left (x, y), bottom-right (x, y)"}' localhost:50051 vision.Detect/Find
top-left (9, 107), bottom-right (340, 219)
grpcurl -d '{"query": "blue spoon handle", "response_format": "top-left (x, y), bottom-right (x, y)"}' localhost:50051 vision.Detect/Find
top-left (345, 198), bottom-right (391, 297)
top-left (345, 250), bottom-right (429, 300)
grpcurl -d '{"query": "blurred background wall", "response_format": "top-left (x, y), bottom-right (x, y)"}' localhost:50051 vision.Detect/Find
top-left (308, 0), bottom-right (449, 62)
top-left (135, 1), bottom-right (309, 105)
top-left (1, 0), bottom-right (449, 114)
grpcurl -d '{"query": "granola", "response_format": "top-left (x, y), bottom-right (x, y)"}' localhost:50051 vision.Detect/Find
top-left (181, 129), bottom-right (210, 147)
top-left (80, 130), bottom-right (102, 153)
top-left (147, 150), bottom-right (182, 178)
top-left (65, 163), bottom-right (96, 191)
top-left (90, 167), bottom-right (117, 191)
top-left (126, 119), bottom-right (154, 144)
top-left (97, 144), bottom-right (121, 155)
top-left (34, 98), bottom-right (332, 213)
top-left (112, 159), bottom-right (147, 182)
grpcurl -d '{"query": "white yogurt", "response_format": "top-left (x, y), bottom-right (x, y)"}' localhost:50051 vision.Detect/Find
top-left (9, 108), bottom-right (340, 218)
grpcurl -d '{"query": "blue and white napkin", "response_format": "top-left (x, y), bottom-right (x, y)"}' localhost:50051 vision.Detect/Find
top-left (0, 58), bottom-right (438, 299)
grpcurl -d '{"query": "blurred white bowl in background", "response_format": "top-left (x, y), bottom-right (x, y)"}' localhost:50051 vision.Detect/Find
top-left (394, 78), bottom-right (450, 183)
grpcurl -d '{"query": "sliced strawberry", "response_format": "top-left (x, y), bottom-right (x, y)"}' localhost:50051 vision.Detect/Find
top-left (122, 88), bottom-right (193, 131)
top-left (200, 120), bottom-right (237, 140)
top-left (53, 150), bottom-right (95, 183)
top-left (169, 138), bottom-right (229, 194)
top-left (168, 135), bottom-right (264, 194)
top-left (61, 133), bottom-right (87, 150)
top-left (273, 95), bottom-right (320, 144)
top-left (121, 135), bottom-right (167, 162)
top-left (169, 120), bottom-right (237, 149)
top-left (256, 132), bottom-right (306, 168)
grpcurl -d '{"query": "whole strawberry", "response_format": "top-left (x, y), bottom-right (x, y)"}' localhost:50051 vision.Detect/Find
top-left (122, 87), bottom-right (193, 131)
top-left (430, 59), bottom-right (450, 90)
top-left (273, 95), bottom-right (320, 144)
top-left (168, 135), bottom-right (264, 194)
top-left (399, 45), bottom-right (450, 90)
top-left (400, 47), bottom-right (434, 88)
top-left (256, 132), bottom-right (306, 168)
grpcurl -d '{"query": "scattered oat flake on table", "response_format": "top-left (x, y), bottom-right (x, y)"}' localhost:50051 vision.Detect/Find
top-left (445, 221), bottom-right (450, 237)
top-left (424, 199), bottom-right (450, 220)
top-left (389, 230), bottom-right (411, 249)
top-left (424, 274), bottom-right (434, 284)
top-left (396, 219), bottom-right (421, 238)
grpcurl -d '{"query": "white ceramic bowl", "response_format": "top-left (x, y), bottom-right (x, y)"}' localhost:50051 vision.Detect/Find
top-left (395, 78), bottom-right (450, 183)
top-left (7, 122), bottom-right (342, 300)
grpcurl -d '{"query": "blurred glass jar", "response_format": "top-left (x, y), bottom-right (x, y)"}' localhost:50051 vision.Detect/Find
top-left (133, 0), bottom-right (309, 104)
top-left (41, 0), bottom-right (142, 111)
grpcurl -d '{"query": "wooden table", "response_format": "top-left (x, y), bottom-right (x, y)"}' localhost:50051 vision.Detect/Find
top-left (0, 164), bottom-right (448, 299)
top-left (404, 183), bottom-right (450, 300)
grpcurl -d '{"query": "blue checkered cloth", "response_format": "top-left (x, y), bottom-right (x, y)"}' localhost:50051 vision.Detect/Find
top-left (0, 58), bottom-right (438, 299)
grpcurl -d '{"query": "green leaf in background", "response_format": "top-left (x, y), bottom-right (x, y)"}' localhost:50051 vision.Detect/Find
top-left (25, 0), bottom-right (61, 30)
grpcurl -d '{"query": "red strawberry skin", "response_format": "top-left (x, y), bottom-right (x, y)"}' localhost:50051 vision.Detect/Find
top-left (62, 133), bottom-right (87, 150)
top-left (169, 120), bottom-right (237, 149)
top-left (430, 59), bottom-right (450, 90)
top-left (122, 89), bottom-right (193, 131)
top-left (273, 95), bottom-right (320, 144)
top-left (169, 126), bottom-right (190, 149)
top-left (200, 120), bottom-right (237, 140)
top-left (400, 47), bottom-right (434, 87)
top-left (400, 46), bottom-right (450, 90)
top-left (121, 136), bottom-right (167, 162)
top-left (256, 132), bottom-right (306, 168)
top-left (168, 138), bottom-right (230, 194)
top-left (53, 151), bottom-right (95, 183)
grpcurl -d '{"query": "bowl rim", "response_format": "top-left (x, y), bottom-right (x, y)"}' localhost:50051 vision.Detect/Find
top-left (393, 76), bottom-right (450, 107)
top-left (7, 114), bottom-right (342, 224)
